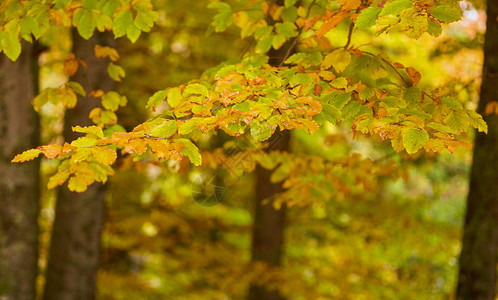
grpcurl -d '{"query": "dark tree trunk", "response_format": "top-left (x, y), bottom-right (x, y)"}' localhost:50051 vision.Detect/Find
top-left (456, 1), bottom-right (498, 299)
top-left (0, 43), bottom-right (40, 300)
top-left (42, 31), bottom-right (115, 300)
top-left (248, 130), bottom-right (290, 300)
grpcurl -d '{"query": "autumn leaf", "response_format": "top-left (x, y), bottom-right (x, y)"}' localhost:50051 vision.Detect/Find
top-left (406, 67), bottom-right (421, 86)
top-left (91, 147), bottom-right (117, 165)
top-left (403, 128), bottom-right (429, 154)
top-left (316, 10), bottom-right (349, 37)
top-left (12, 149), bottom-right (42, 163)
top-left (72, 125), bottom-right (104, 138)
top-left (64, 53), bottom-right (79, 76)
top-left (355, 6), bottom-right (382, 29)
top-left (338, 0), bottom-right (361, 11)
top-left (94, 45), bottom-right (120, 61)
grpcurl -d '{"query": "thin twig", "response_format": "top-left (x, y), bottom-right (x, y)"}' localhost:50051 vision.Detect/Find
top-left (278, 0), bottom-right (317, 67)
top-left (344, 21), bottom-right (354, 49)
top-left (363, 51), bottom-right (409, 86)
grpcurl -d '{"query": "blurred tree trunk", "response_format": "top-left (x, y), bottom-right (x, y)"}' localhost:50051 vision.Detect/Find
top-left (248, 32), bottom-right (292, 299)
top-left (0, 43), bottom-right (40, 300)
top-left (248, 131), bottom-right (290, 300)
top-left (42, 31), bottom-right (115, 300)
top-left (456, 1), bottom-right (498, 299)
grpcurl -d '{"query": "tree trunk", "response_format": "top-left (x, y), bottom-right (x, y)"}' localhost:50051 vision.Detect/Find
top-left (42, 31), bottom-right (115, 300)
top-left (248, 130), bottom-right (290, 300)
top-left (0, 43), bottom-right (40, 300)
top-left (456, 1), bottom-right (498, 299)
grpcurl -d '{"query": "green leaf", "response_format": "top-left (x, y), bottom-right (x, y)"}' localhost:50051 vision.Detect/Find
top-left (328, 93), bottom-right (351, 109)
top-left (331, 77), bottom-right (348, 89)
top-left (250, 124), bottom-right (272, 141)
top-left (444, 110), bottom-right (470, 133)
top-left (426, 122), bottom-right (454, 134)
top-left (102, 0), bottom-right (120, 16)
top-left (281, 7), bottom-right (298, 23)
top-left (285, 0), bottom-right (298, 7)
top-left (67, 81), bottom-right (86, 97)
top-left (178, 118), bottom-right (199, 135)
top-left (403, 128), bottom-right (429, 154)
top-left (427, 19), bottom-right (442, 37)
top-left (107, 63), bottom-right (125, 81)
top-left (71, 136), bottom-right (98, 147)
top-left (147, 89), bottom-right (168, 110)
top-left (76, 9), bottom-right (96, 39)
top-left (177, 138), bottom-right (202, 166)
top-left (113, 9), bottom-right (133, 38)
top-left (430, 4), bottom-right (461, 23)
top-left (183, 84), bottom-right (208, 97)
top-left (397, 108), bottom-right (431, 120)
top-left (101, 91), bottom-right (122, 111)
top-left (256, 35), bottom-right (273, 53)
top-left (442, 97), bottom-right (463, 110)
top-left (3, 30), bottom-right (21, 61)
top-left (379, 0), bottom-right (413, 16)
top-left (82, 0), bottom-right (98, 9)
top-left (275, 22), bottom-right (298, 38)
top-left (134, 9), bottom-right (156, 32)
top-left (167, 87), bottom-right (182, 108)
top-left (359, 88), bottom-right (375, 100)
top-left (355, 6), bottom-right (382, 29)
top-left (150, 121), bottom-right (177, 138)
top-left (126, 24), bottom-right (141, 43)
top-left (467, 109), bottom-right (487, 134)
top-left (404, 87), bottom-right (421, 105)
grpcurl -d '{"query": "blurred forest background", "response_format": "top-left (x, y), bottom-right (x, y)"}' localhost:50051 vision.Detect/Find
top-left (0, 0), bottom-right (496, 299)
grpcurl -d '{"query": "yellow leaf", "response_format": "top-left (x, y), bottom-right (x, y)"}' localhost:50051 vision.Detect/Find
top-left (91, 147), bottom-right (117, 165)
top-left (47, 170), bottom-right (71, 189)
top-left (322, 49), bottom-right (351, 73)
top-left (12, 149), bottom-right (42, 163)
top-left (94, 45), bottom-right (120, 61)
top-left (72, 125), bottom-right (104, 138)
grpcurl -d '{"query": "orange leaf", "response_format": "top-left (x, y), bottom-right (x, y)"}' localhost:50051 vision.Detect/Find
top-left (316, 10), bottom-right (350, 37)
top-left (406, 67), bottom-right (421, 86)
top-left (338, 0), bottom-right (361, 10)
top-left (124, 139), bottom-right (147, 155)
top-left (40, 144), bottom-right (63, 159)
top-left (89, 89), bottom-right (104, 98)
top-left (147, 139), bottom-right (171, 159)
top-left (485, 101), bottom-right (498, 115)
top-left (63, 53), bottom-right (79, 77)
